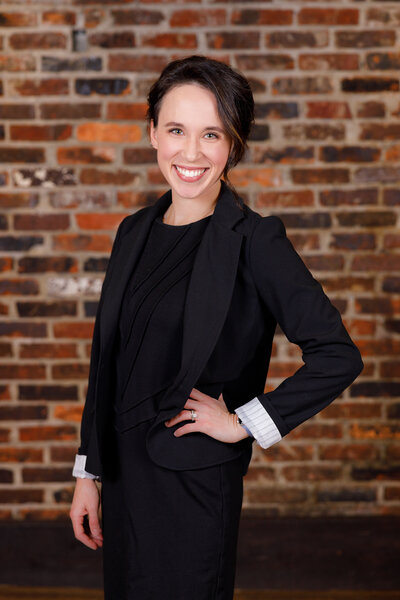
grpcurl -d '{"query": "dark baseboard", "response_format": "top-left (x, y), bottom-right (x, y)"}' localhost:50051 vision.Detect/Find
top-left (1, 515), bottom-right (399, 590)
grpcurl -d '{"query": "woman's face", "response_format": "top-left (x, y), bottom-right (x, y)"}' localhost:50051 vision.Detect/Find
top-left (150, 83), bottom-right (231, 205)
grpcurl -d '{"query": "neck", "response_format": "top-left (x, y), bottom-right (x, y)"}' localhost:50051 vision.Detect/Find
top-left (163, 182), bottom-right (220, 226)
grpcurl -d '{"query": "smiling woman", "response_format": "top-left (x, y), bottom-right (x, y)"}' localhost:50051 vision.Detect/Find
top-left (69, 55), bottom-right (363, 600)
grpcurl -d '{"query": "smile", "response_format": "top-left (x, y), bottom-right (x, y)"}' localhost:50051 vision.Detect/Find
top-left (174, 165), bottom-right (208, 181)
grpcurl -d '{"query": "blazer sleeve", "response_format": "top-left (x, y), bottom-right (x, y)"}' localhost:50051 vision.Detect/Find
top-left (248, 215), bottom-right (364, 439)
top-left (76, 214), bottom-right (128, 457)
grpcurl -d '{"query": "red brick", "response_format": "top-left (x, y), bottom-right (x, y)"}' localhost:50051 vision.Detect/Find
top-left (40, 103), bottom-right (101, 120)
top-left (52, 364), bottom-right (89, 380)
top-left (9, 33), bottom-right (67, 50)
top-left (8, 79), bottom-right (69, 97)
top-left (0, 448), bottom-right (43, 463)
top-left (352, 255), bottom-right (400, 272)
top-left (0, 489), bottom-right (43, 503)
top-left (322, 402), bottom-right (381, 419)
top-left (53, 405), bottom-right (83, 422)
top-left (306, 102), bottom-right (352, 119)
top-left (298, 9), bottom-right (359, 26)
top-left (350, 423), bottom-right (400, 440)
top-left (42, 11), bottom-right (76, 25)
top-left (0, 12), bottom-right (37, 27)
top-left (19, 425), bottom-right (77, 442)
top-left (380, 362), bottom-right (400, 378)
top-left (0, 364), bottom-right (46, 379)
top-left (256, 190), bottom-right (314, 208)
top-left (283, 466), bottom-right (341, 481)
top-left (76, 122), bottom-right (141, 142)
top-left (108, 54), bottom-right (167, 73)
top-left (75, 213), bottom-right (127, 230)
top-left (14, 214), bottom-right (69, 231)
top-left (0, 55), bottom-right (36, 72)
top-left (53, 234), bottom-right (112, 252)
top-left (141, 33), bottom-right (197, 49)
top-left (80, 168), bottom-right (139, 186)
top-left (207, 32), bottom-right (259, 50)
top-left (22, 467), bottom-right (73, 483)
top-left (288, 423), bottom-right (343, 440)
top-left (10, 125), bottom-right (71, 141)
top-left (300, 54), bottom-right (359, 71)
top-left (20, 343), bottom-right (77, 359)
top-left (53, 322), bottom-right (94, 339)
top-left (107, 102), bottom-right (147, 120)
top-left (319, 443), bottom-right (379, 461)
top-left (232, 10), bottom-right (292, 26)
top-left (170, 10), bottom-right (226, 27)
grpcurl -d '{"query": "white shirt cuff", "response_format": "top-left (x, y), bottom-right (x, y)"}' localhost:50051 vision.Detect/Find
top-left (72, 454), bottom-right (101, 480)
top-left (235, 396), bottom-right (282, 449)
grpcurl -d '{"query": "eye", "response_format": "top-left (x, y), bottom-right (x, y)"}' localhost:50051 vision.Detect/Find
top-left (169, 128), bottom-right (183, 135)
top-left (205, 132), bottom-right (218, 139)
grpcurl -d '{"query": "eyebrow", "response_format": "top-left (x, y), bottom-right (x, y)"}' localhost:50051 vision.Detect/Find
top-left (163, 121), bottom-right (226, 134)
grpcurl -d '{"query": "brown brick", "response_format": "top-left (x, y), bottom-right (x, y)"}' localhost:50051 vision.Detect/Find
top-left (207, 32), bottom-right (259, 50)
top-left (14, 214), bottom-right (69, 231)
top-left (142, 33), bottom-right (197, 49)
top-left (322, 403), bottom-right (381, 420)
top-left (170, 10), bottom-right (225, 27)
top-left (52, 364), bottom-right (89, 380)
top-left (351, 382), bottom-right (400, 398)
top-left (53, 322), bottom-right (94, 339)
top-left (88, 32), bottom-right (136, 48)
top-left (0, 489), bottom-right (43, 503)
top-left (384, 487), bottom-right (400, 501)
top-left (380, 362), bottom-right (400, 378)
top-left (306, 102), bottom-right (351, 119)
top-left (319, 443), bottom-right (378, 461)
top-left (42, 11), bottom-right (76, 25)
top-left (383, 277), bottom-right (400, 293)
top-left (283, 466), bottom-right (341, 482)
top-left (300, 54), bottom-right (359, 71)
top-left (352, 255), bottom-right (400, 272)
top-left (384, 234), bottom-right (400, 249)
top-left (289, 423), bottom-right (343, 440)
top-left (22, 467), bottom-right (73, 483)
top-left (357, 101), bottom-right (386, 119)
top-left (53, 234), bottom-right (112, 252)
top-left (10, 124), bottom-right (71, 141)
top-left (317, 488), bottom-right (376, 503)
top-left (107, 102), bottom-right (147, 120)
top-left (0, 322), bottom-right (46, 338)
top-left (0, 148), bottom-right (45, 163)
top-left (0, 344), bottom-right (12, 358)
top-left (19, 425), bottom-right (76, 442)
top-left (20, 343), bottom-right (77, 359)
top-left (0, 364), bottom-right (46, 380)
top-left (108, 54), bottom-right (167, 73)
top-left (50, 446), bottom-right (76, 462)
top-left (80, 168), bottom-right (138, 185)
top-left (111, 9), bottom-right (164, 26)
top-left (352, 465), bottom-right (400, 482)
top-left (19, 508), bottom-right (70, 520)
top-left (322, 278), bottom-right (374, 293)
top-left (0, 448), bottom-right (43, 463)
top-left (343, 78), bottom-right (399, 93)
top-left (17, 301), bottom-right (76, 318)
top-left (247, 487), bottom-right (307, 505)
top-left (256, 190), bottom-right (314, 208)
top-left (18, 256), bottom-right (77, 274)
top-left (236, 55), bottom-right (294, 71)
top-left (336, 31), bottom-right (396, 48)
top-left (0, 55), bottom-right (36, 72)
top-left (0, 279), bottom-right (39, 295)
top-left (40, 103), bottom-right (101, 120)
top-left (283, 123), bottom-right (346, 141)
top-left (330, 233), bottom-right (375, 250)
top-left (0, 405), bottom-right (47, 420)
top-left (19, 385), bottom-right (78, 401)
top-left (9, 78), bottom-right (68, 97)
top-left (57, 146), bottom-right (115, 165)
top-left (303, 255), bottom-right (344, 271)
top-left (385, 320), bottom-right (400, 335)
top-left (298, 9), bottom-right (359, 26)
top-left (320, 146), bottom-right (380, 163)
top-left (320, 189), bottom-right (378, 206)
top-left (0, 104), bottom-right (34, 119)
top-left (266, 31), bottom-right (328, 49)
top-left (293, 168), bottom-right (350, 184)
top-left (0, 469), bottom-right (13, 483)
top-left (10, 33), bottom-right (67, 50)
top-left (123, 148), bottom-right (157, 165)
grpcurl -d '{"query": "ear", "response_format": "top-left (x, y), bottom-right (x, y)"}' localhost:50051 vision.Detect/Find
top-left (149, 120), bottom-right (158, 149)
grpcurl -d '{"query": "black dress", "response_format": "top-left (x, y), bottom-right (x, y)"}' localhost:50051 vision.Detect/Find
top-left (100, 212), bottom-right (244, 600)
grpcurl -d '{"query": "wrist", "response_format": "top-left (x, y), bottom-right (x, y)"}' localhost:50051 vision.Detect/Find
top-left (233, 413), bottom-right (253, 439)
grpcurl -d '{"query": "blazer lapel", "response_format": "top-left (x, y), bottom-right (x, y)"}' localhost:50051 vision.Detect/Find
top-left (99, 189), bottom-right (172, 355)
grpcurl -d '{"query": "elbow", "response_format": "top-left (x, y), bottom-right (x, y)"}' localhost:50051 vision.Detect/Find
top-left (345, 345), bottom-right (364, 383)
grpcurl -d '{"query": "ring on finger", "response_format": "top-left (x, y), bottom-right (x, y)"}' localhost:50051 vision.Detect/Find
top-left (191, 409), bottom-right (197, 422)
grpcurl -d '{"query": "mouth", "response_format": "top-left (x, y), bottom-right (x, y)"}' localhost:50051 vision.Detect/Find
top-left (174, 165), bottom-right (208, 182)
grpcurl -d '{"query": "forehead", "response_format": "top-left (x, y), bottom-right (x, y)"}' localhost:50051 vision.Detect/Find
top-left (158, 83), bottom-right (222, 124)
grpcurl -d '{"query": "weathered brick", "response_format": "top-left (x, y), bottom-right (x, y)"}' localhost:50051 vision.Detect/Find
top-left (22, 467), bottom-right (73, 483)
top-left (283, 466), bottom-right (341, 482)
top-left (269, 31), bottom-right (328, 49)
top-left (272, 77), bottom-right (332, 96)
top-left (0, 12), bottom-right (37, 27)
top-left (337, 211), bottom-right (396, 227)
top-left (111, 9), bottom-right (164, 25)
top-left (42, 11), bottom-right (76, 25)
top-left (247, 487), bottom-right (307, 505)
top-left (57, 147), bottom-right (116, 165)
top-left (320, 189), bottom-right (378, 206)
top-left (0, 55), bottom-right (36, 72)
top-left (0, 104), bottom-right (34, 119)
top-left (352, 466), bottom-right (400, 482)
top-left (283, 123), bottom-right (345, 141)
top-left (256, 190), bottom-right (314, 208)
top-left (306, 102), bottom-right (351, 119)
top-left (10, 124), bottom-right (71, 141)
top-left (317, 488), bottom-right (376, 503)
top-left (0, 322), bottom-right (46, 338)
top-left (41, 56), bottom-right (101, 72)
top-left (0, 279), bottom-right (39, 295)
top-left (18, 256), bottom-right (77, 274)
top-left (12, 168), bottom-right (76, 187)
top-left (19, 425), bottom-right (76, 442)
top-left (352, 255), bottom-right (400, 272)
top-left (8, 78), bottom-right (69, 97)
top-left (0, 405), bottom-right (47, 420)
top-left (0, 193), bottom-right (39, 209)
top-left (342, 78), bottom-right (399, 93)
top-left (207, 32), bottom-right (259, 50)
top-left (320, 146), bottom-right (380, 163)
top-left (19, 343), bottom-right (77, 359)
top-left (357, 101), bottom-right (386, 119)
top-left (319, 443), bottom-right (379, 461)
top-left (300, 54), bottom-right (359, 71)
top-left (252, 146), bottom-right (313, 164)
top-left (14, 214), bottom-right (69, 231)
top-left (19, 385), bottom-right (78, 401)
top-left (52, 364), bottom-right (89, 380)
top-left (0, 364), bottom-right (46, 379)
top-left (330, 233), bottom-right (375, 251)
top-left (383, 278), bottom-right (400, 293)
top-left (236, 55), bottom-right (294, 71)
top-left (0, 448), bottom-right (43, 463)
top-left (40, 103), bottom-right (101, 119)
top-left (170, 10), bottom-right (225, 27)
top-left (17, 301), bottom-right (76, 318)
top-left (75, 78), bottom-right (130, 96)
top-left (108, 54), bottom-right (167, 73)
top-left (336, 31), bottom-right (396, 48)
top-left (0, 148), bottom-right (45, 163)
top-left (52, 234), bottom-right (112, 252)
top-left (53, 405), bottom-right (83, 422)
top-left (53, 322), bottom-right (94, 339)
top-left (298, 9), bottom-right (359, 26)
top-left (142, 33), bottom-right (197, 49)
top-left (292, 169), bottom-right (349, 184)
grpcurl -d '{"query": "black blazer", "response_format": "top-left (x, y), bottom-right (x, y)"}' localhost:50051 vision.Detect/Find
top-left (78, 180), bottom-right (363, 476)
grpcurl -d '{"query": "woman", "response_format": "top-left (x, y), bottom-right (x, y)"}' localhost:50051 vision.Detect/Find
top-left (70, 55), bottom-right (363, 599)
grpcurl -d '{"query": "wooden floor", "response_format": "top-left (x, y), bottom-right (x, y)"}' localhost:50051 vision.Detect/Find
top-left (0, 587), bottom-right (399, 600)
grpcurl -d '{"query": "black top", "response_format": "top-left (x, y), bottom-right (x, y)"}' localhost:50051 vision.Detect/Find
top-left (113, 212), bottom-right (212, 432)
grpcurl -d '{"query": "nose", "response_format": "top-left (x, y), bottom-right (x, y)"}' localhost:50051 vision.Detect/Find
top-left (182, 135), bottom-right (200, 163)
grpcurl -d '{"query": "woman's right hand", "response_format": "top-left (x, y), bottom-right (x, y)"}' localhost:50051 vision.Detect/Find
top-left (70, 478), bottom-right (103, 550)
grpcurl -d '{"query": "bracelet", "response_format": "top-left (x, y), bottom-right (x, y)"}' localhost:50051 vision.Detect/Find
top-left (236, 415), bottom-right (254, 438)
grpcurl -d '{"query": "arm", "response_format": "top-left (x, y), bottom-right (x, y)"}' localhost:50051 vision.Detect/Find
top-left (246, 216), bottom-right (363, 439)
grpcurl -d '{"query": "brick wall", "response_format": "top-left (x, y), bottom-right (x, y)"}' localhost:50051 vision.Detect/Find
top-left (0, 1), bottom-right (399, 521)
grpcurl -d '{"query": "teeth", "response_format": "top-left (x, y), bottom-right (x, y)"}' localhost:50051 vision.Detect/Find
top-left (175, 166), bottom-right (206, 178)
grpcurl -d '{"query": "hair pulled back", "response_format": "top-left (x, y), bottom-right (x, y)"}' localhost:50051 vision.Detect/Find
top-left (146, 55), bottom-right (254, 205)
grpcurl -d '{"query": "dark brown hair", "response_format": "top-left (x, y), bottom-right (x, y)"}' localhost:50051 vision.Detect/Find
top-left (146, 55), bottom-right (254, 206)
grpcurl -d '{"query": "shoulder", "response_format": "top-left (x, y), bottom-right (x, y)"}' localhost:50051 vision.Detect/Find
top-left (240, 203), bottom-right (287, 244)
top-left (118, 205), bottom-right (150, 238)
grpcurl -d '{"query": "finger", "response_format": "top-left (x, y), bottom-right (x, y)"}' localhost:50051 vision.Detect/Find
top-left (71, 513), bottom-right (99, 550)
top-left (173, 423), bottom-right (199, 437)
top-left (88, 510), bottom-right (103, 546)
top-left (165, 408), bottom-right (193, 427)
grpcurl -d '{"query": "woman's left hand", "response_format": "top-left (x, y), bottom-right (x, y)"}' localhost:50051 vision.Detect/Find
top-left (164, 387), bottom-right (250, 444)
